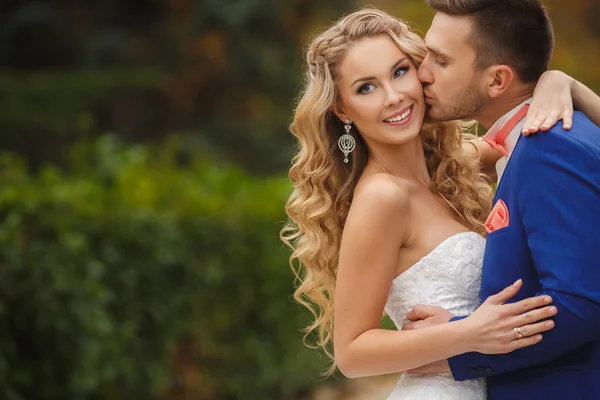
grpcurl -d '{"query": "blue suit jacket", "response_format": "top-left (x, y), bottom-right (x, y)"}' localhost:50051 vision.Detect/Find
top-left (448, 111), bottom-right (600, 399)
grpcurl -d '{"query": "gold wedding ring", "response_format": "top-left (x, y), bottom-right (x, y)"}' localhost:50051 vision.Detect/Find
top-left (514, 326), bottom-right (524, 339)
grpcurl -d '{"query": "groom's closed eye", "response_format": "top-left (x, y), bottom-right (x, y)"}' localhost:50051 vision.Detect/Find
top-left (425, 46), bottom-right (451, 68)
top-left (433, 57), bottom-right (448, 67)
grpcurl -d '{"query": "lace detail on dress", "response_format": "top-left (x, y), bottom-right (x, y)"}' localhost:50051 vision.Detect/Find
top-left (384, 231), bottom-right (487, 400)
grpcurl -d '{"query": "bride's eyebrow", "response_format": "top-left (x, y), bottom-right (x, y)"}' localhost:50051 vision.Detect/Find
top-left (350, 57), bottom-right (407, 87)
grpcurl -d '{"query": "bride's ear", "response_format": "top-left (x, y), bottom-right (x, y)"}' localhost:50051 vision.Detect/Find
top-left (332, 103), bottom-right (349, 124)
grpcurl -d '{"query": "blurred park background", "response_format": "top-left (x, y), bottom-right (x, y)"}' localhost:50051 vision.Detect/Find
top-left (0, 0), bottom-right (598, 399)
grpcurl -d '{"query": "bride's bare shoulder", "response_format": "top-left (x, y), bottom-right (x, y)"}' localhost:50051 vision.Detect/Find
top-left (352, 173), bottom-right (412, 211)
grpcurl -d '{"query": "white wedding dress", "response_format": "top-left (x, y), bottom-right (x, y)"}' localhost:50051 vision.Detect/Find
top-left (384, 231), bottom-right (487, 399)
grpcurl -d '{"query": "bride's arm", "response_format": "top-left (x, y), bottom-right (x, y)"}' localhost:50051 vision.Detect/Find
top-left (333, 175), bottom-right (553, 378)
top-left (523, 71), bottom-right (600, 133)
top-left (474, 71), bottom-right (600, 179)
top-left (572, 78), bottom-right (600, 125)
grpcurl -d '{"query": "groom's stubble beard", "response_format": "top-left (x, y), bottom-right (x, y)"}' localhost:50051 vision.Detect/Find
top-left (425, 73), bottom-right (486, 123)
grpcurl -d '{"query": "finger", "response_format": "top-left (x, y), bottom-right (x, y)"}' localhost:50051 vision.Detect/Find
top-left (562, 109), bottom-right (574, 130)
top-left (539, 113), bottom-right (559, 131)
top-left (522, 116), bottom-right (545, 136)
top-left (486, 279), bottom-right (522, 305)
top-left (508, 333), bottom-right (543, 351)
top-left (517, 319), bottom-right (555, 338)
top-left (402, 322), bottom-right (416, 331)
top-left (507, 295), bottom-right (553, 315)
top-left (406, 305), bottom-right (429, 321)
top-left (406, 305), bottom-right (440, 321)
top-left (512, 305), bottom-right (557, 326)
top-left (522, 106), bottom-right (540, 135)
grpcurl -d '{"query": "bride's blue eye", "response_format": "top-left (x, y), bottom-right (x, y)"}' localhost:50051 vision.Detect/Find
top-left (394, 66), bottom-right (409, 78)
top-left (358, 83), bottom-right (376, 94)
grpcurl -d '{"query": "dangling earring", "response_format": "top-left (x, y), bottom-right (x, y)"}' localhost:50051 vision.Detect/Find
top-left (339, 119), bottom-right (356, 163)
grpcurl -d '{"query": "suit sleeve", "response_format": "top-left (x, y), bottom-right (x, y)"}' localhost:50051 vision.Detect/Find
top-left (448, 129), bottom-right (600, 380)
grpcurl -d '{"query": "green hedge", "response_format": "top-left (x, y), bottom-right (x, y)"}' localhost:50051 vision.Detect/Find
top-left (0, 136), bottom-right (329, 399)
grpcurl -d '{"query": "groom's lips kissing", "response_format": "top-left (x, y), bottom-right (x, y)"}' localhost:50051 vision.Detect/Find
top-left (383, 105), bottom-right (414, 126)
top-left (424, 90), bottom-right (434, 103)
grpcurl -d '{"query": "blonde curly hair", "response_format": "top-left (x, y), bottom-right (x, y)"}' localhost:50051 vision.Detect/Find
top-left (280, 7), bottom-right (493, 373)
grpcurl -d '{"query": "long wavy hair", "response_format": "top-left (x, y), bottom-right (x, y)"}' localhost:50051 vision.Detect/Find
top-left (280, 7), bottom-right (493, 372)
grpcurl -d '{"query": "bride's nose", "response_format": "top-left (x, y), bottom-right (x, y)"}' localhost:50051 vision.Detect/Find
top-left (383, 85), bottom-right (404, 108)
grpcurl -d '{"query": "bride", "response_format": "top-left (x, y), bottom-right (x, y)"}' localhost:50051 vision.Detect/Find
top-left (281, 8), bottom-right (599, 399)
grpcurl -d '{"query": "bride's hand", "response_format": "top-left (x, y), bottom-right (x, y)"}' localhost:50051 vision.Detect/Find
top-left (461, 279), bottom-right (557, 355)
top-left (522, 70), bottom-right (575, 135)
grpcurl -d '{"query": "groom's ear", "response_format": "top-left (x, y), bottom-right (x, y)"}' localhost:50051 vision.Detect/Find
top-left (484, 65), bottom-right (514, 99)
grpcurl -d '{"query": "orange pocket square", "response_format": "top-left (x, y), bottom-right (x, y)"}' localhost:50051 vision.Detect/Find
top-left (485, 199), bottom-right (510, 233)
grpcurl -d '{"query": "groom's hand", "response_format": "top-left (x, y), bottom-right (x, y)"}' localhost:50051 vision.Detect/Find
top-left (402, 305), bottom-right (455, 330)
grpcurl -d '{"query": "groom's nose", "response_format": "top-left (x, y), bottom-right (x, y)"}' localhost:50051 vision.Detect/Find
top-left (418, 57), bottom-right (434, 85)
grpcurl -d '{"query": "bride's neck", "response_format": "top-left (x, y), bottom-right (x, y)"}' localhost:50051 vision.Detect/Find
top-left (367, 139), bottom-right (430, 186)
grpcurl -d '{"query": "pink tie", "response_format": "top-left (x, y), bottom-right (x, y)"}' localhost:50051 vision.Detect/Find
top-left (483, 104), bottom-right (530, 157)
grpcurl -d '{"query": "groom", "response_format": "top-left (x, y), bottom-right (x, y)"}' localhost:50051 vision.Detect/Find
top-left (406, 0), bottom-right (600, 398)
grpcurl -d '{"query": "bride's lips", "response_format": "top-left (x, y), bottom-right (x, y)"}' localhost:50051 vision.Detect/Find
top-left (383, 105), bottom-right (414, 126)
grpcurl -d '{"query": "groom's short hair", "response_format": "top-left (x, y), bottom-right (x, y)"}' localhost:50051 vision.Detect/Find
top-left (426, 0), bottom-right (554, 83)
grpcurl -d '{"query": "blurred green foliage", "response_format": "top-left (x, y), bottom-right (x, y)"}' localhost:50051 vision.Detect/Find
top-left (0, 0), bottom-right (356, 174)
top-left (1, 1), bottom-right (598, 173)
top-left (0, 136), bottom-right (329, 399)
